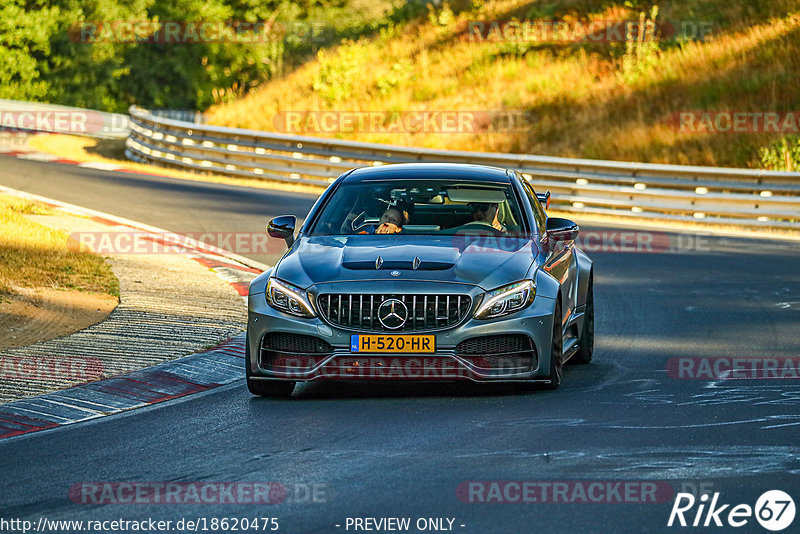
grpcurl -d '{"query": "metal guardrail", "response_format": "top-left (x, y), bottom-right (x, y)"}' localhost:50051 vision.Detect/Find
top-left (146, 109), bottom-right (205, 124)
top-left (125, 105), bottom-right (800, 229)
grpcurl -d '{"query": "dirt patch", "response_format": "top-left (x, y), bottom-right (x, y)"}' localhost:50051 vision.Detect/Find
top-left (0, 288), bottom-right (117, 350)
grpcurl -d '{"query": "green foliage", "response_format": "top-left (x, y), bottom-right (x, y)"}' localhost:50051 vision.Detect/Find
top-left (759, 136), bottom-right (800, 171)
top-left (525, 2), bottom-right (559, 19)
top-left (427, 2), bottom-right (455, 30)
top-left (375, 60), bottom-right (412, 96)
top-left (41, 0), bottom-right (151, 111)
top-left (495, 40), bottom-right (533, 58)
top-left (312, 41), bottom-right (370, 105)
top-left (119, 0), bottom-right (260, 110)
top-left (619, 5), bottom-right (662, 85)
top-left (0, 0), bottom-right (398, 111)
top-left (0, 0), bottom-right (61, 100)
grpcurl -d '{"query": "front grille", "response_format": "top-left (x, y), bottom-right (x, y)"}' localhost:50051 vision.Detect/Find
top-left (456, 335), bottom-right (537, 372)
top-left (260, 333), bottom-right (332, 370)
top-left (316, 293), bottom-right (471, 332)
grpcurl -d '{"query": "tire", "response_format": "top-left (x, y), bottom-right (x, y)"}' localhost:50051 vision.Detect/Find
top-left (571, 274), bottom-right (594, 365)
top-left (247, 378), bottom-right (295, 398)
top-left (544, 300), bottom-right (564, 390)
top-left (245, 336), bottom-right (295, 398)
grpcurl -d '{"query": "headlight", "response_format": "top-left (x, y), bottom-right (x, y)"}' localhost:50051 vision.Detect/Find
top-left (474, 280), bottom-right (535, 319)
top-left (266, 278), bottom-right (316, 318)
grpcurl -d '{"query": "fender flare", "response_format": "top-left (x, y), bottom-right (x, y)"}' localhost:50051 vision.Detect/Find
top-left (574, 248), bottom-right (593, 308)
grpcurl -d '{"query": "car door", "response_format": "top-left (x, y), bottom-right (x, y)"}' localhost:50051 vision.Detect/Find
top-left (521, 176), bottom-right (578, 328)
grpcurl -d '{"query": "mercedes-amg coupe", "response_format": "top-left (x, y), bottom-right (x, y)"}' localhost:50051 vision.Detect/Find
top-left (246, 163), bottom-right (594, 396)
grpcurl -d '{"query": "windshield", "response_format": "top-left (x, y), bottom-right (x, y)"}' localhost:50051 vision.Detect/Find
top-left (309, 179), bottom-right (527, 236)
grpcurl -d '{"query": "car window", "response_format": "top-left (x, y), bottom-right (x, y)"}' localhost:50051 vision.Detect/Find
top-left (520, 174), bottom-right (547, 234)
top-left (309, 179), bottom-right (527, 236)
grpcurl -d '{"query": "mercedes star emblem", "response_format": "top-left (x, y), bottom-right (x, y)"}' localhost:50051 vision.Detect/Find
top-left (377, 298), bottom-right (408, 330)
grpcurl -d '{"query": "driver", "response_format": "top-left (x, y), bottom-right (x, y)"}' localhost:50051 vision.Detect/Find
top-left (469, 202), bottom-right (506, 232)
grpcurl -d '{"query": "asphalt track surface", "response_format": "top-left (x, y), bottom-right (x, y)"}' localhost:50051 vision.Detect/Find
top-left (1, 158), bottom-right (799, 533)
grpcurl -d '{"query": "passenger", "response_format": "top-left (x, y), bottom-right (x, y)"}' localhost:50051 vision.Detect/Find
top-left (360, 206), bottom-right (408, 234)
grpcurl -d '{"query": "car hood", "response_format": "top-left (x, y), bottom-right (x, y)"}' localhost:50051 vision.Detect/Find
top-left (273, 235), bottom-right (537, 290)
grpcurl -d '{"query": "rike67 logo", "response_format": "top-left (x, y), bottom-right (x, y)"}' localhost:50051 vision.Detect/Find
top-left (668, 490), bottom-right (795, 531)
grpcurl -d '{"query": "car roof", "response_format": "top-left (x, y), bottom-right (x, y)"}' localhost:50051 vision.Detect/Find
top-left (343, 163), bottom-right (512, 184)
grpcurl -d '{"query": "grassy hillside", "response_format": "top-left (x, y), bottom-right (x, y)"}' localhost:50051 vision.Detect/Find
top-left (206, 0), bottom-right (800, 169)
top-left (1, 0), bottom-right (398, 111)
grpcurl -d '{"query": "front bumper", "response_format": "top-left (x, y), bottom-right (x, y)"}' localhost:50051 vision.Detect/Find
top-left (247, 286), bottom-right (557, 384)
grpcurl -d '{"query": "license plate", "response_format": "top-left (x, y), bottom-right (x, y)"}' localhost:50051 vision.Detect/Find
top-left (350, 334), bottom-right (435, 353)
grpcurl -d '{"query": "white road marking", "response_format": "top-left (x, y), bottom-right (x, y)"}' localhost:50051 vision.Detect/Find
top-left (78, 161), bottom-right (122, 171)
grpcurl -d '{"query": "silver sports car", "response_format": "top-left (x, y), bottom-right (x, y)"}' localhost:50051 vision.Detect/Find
top-left (246, 163), bottom-right (594, 396)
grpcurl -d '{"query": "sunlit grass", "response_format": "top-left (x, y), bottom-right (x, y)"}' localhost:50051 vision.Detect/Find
top-left (0, 195), bottom-right (119, 297)
top-left (206, 0), bottom-right (800, 168)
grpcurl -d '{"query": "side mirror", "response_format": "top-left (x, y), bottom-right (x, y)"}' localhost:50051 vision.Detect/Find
top-left (536, 190), bottom-right (551, 209)
top-left (546, 217), bottom-right (579, 242)
top-left (267, 215), bottom-right (296, 248)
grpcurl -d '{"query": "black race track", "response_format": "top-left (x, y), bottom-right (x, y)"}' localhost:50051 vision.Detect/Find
top-left (1, 158), bottom-right (799, 533)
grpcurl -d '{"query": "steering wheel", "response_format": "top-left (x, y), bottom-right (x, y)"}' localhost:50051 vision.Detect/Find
top-left (350, 211), bottom-right (382, 233)
top-left (453, 221), bottom-right (505, 236)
